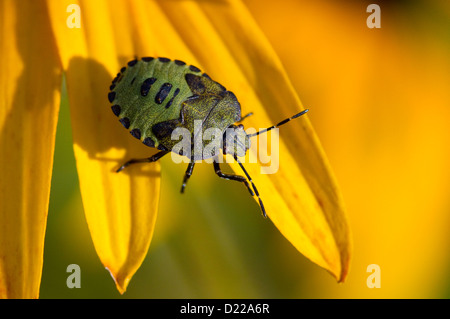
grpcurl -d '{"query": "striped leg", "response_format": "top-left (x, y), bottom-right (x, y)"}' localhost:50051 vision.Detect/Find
top-left (213, 157), bottom-right (266, 218)
top-left (234, 156), bottom-right (266, 218)
top-left (116, 150), bottom-right (169, 173)
top-left (181, 161), bottom-right (195, 193)
top-left (213, 160), bottom-right (254, 197)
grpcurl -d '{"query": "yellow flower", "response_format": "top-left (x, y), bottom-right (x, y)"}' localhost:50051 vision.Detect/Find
top-left (0, 0), bottom-right (350, 298)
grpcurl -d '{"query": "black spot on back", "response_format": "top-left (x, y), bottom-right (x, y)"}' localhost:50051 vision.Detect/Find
top-left (174, 60), bottom-right (186, 66)
top-left (165, 97), bottom-right (175, 109)
top-left (158, 57), bottom-right (170, 63)
top-left (130, 77), bottom-right (136, 85)
top-left (143, 137), bottom-right (155, 148)
top-left (155, 83), bottom-right (172, 104)
top-left (165, 88), bottom-right (180, 109)
top-left (120, 67), bottom-right (126, 73)
top-left (142, 57), bottom-right (154, 62)
top-left (130, 128), bottom-right (141, 140)
top-left (119, 117), bottom-right (130, 129)
top-left (108, 91), bottom-right (116, 103)
top-left (189, 65), bottom-right (201, 72)
top-left (128, 59), bottom-right (138, 67)
top-left (140, 77), bottom-right (157, 97)
top-left (152, 119), bottom-right (180, 139)
top-left (185, 74), bottom-right (205, 94)
top-left (111, 105), bottom-right (121, 116)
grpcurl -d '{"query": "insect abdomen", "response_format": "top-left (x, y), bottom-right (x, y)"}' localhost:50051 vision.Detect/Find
top-left (108, 57), bottom-right (202, 148)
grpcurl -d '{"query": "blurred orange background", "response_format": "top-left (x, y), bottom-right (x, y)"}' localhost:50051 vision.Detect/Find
top-left (245, 0), bottom-right (450, 298)
top-left (40, 0), bottom-right (450, 298)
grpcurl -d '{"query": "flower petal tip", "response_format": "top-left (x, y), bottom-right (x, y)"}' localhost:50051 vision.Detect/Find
top-left (105, 267), bottom-right (130, 295)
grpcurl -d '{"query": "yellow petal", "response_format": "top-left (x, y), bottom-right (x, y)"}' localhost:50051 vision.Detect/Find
top-left (160, 0), bottom-right (351, 281)
top-left (47, 0), bottom-right (203, 293)
top-left (0, 0), bottom-right (61, 298)
top-left (46, 0), bottom-right (174, 293)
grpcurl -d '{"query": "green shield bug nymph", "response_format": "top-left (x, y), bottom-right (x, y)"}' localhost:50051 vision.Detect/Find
top-left (108, 57), bottom-right (309, 217)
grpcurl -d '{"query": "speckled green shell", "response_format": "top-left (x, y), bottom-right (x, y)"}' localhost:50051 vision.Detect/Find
top-left (108, 57), bottom-right (242, 158)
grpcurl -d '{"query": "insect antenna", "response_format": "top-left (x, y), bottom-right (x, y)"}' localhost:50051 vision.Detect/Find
top-left (237, 112), bottom-right (253, 123)
top-left (247, 109), bottom-right (309, 137)
top-left (235, 156), bottom-right (267, 218)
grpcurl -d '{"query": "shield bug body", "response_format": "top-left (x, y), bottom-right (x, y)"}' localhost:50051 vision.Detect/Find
top-left (108, 57), bottom-right (308, 217)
